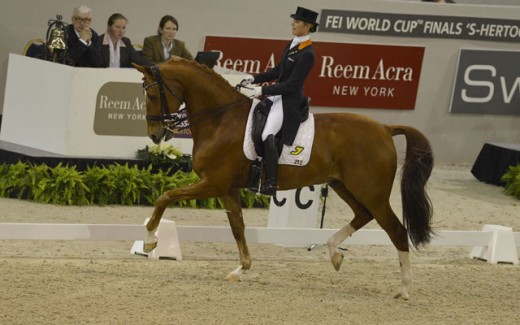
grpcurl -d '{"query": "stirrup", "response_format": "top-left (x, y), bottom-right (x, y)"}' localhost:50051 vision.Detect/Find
top-left (246, 184), bottom-right (262, 195)
top-left (260, 180), bottom-right (277, 196)
top-left (260, 186), bottom-right (277, 196)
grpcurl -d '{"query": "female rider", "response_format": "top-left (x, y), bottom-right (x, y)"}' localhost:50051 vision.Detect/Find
top-left (242, 7), bottom-right (319, 195)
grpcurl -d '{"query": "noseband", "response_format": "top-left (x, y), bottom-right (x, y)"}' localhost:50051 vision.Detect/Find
top-left (143, 65), bottom-right (184, 126)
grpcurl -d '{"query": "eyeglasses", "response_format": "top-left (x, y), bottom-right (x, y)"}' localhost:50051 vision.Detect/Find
top-left (74, 16), bottom-right (92, 23)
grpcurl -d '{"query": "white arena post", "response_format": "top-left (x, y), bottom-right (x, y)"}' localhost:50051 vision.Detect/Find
top-left (267, 185), bottom-right (322, 247)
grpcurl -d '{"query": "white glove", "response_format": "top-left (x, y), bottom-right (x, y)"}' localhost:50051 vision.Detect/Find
top-left (240, 75), bottom-right (255, 86)
top-left (253, 86), bottom-right (262, 97)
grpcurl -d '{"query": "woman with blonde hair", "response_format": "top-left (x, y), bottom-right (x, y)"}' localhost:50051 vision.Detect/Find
top-left (97, 13), bottom-right (150, 68)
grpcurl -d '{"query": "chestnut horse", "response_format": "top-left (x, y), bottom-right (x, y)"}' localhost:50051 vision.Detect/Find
top-left (134, 58), bottom-right (433, 299)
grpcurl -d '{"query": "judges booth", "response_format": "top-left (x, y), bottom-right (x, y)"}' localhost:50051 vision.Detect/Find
top-left (0, 54), bottom-right (248, 158)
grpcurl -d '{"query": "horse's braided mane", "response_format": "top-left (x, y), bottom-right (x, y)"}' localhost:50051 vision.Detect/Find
top-left (163, 57), bottom-right (241, 95)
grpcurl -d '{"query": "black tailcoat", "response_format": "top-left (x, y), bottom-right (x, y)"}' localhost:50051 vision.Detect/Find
top-left (253, 39), bottom-right (315, 145)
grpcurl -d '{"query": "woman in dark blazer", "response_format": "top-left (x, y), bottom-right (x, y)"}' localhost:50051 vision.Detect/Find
top-left (242, 7), bottom-right (319, 195)
top-left (142, 15), bottom-right (193, 63)
top-left (97, 13), bottom-right (150, 68)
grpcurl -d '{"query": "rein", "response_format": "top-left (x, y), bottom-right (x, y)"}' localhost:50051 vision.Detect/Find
top-left (144, 65), bottom-right (184, 122)
top-left (143, 64), bottom-right (250, 132)
top-left (165, 98), bottom-right (249, 131)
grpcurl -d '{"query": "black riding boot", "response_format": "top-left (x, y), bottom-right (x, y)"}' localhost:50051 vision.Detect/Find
top-left (260, 135), bottom-right (278, 196)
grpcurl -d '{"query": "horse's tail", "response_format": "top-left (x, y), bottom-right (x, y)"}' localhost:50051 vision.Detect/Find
top-left (390, 125), bottom-right (434, 248)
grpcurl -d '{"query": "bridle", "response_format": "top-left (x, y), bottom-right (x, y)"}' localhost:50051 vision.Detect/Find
top-left (142, 64), bottom-right (251, 132)
top-left (143, 65), bottom-right (185, 129)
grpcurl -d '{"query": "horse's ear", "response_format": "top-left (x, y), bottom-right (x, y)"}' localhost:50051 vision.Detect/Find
top-left (132, 63), bottom-right (147, 74)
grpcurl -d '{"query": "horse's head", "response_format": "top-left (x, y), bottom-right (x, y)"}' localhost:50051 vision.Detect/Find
top-left (135, 58), bottom-right (251, 144)
top-left (134, 62), bottom-right (185, 144)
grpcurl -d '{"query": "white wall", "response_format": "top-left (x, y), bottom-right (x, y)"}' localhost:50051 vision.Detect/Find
top-left (398, 0), bottom-right (520, 5)
top-left (1, 0), bottom-right (519, 163)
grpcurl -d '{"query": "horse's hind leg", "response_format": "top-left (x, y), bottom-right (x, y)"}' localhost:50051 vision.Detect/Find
top-left (371, 204), bottom-right (411, 300)
top-left (332, 182), bottom-right (412, 299)
top-left (144, 179), bottom-right (217, 252)
top-left (327, 181), bottom-right (374, 271)
top-left (220, 189), bottom-right (251, 282)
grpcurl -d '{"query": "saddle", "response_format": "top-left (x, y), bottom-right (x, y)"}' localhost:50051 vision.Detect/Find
top-left (245, 97), bottom-right (311, 192)
top-left (251, 97), bottom-right (310, 157)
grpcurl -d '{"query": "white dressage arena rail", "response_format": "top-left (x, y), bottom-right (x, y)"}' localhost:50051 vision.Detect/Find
top-left (0, 222), bottom-right (514, 245)
top-left (0, 222), bottom-right (518, 264)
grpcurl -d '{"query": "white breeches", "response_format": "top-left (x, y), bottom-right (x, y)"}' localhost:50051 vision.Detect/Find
top-left (261, 95), bottom-right (283, 141)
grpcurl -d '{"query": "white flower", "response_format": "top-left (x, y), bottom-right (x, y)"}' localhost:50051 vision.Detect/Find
top-left (165, 153), bottom-right (177, 160)
top-left (147, 144), bottom-right (181, 161)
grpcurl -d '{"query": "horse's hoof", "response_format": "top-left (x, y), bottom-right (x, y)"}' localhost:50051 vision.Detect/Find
top-left (226, 273), bottom-right (242, 282)
top-left (393, 291), bottom-right (410, 301)
top-left (226, 266), bottom-right (243, 282)
top-left (331, 251), bottom-right (344, 271)
top-left (143, 241), bottom-right (157, 253)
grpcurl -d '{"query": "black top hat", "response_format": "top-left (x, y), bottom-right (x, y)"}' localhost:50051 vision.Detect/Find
top-left (290, 7), bottom-right (319, 32)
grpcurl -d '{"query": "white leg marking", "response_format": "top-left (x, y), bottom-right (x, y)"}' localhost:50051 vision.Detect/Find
top-left (327, 224), bottom-right (356, 271)
top-left (145, 228), bottom-right (158, 244)
top-left (394, 250), bottom-right (412, 300)
top-left (327, 224), bottom-right (355, 257)
top-left (143, 227), bottom-right (158, 253)
top-left (226, 266), bottom-right (243, 282)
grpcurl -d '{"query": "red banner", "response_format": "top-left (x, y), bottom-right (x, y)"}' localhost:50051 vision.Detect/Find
top-left (204, 36), bottom-right (424, 110)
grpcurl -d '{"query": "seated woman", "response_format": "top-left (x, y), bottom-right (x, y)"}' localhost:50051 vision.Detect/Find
top-left (142, 15), bottom-right (193, 63)
top-left (97, 13), bottom-right (150, 68)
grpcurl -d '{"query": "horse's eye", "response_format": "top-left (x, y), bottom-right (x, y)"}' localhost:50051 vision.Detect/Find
top-left (149, 95), bottom-right (157, 101)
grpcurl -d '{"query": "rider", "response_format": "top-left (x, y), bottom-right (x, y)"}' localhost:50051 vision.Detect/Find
top-left (241, 7), bottom-right (319, 195)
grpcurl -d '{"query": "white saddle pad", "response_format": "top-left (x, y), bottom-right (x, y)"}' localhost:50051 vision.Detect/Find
top-left (243, 99), bottom-right (315, 166)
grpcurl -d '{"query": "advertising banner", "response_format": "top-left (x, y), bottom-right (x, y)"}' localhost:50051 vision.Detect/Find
top-left (319, 9), bottom-right (520, 43)
top-left (450, 49), bottom-right (520, 115)
top-left (94, 82), bottom-right (147, 136)
top-left (205, 36), bottom-right (424, 110)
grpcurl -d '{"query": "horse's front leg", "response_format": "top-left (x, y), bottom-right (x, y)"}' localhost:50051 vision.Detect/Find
top-left (220, 189), bottom-right (251, 282)
top-left (144, 179), bottom-right (217, 252)
top-left (327, 224), bottom-right (356, 270)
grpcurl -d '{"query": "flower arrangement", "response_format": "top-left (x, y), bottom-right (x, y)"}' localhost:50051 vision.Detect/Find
top-left (137, 144), bottom-right (181, 165)
top-left (136, 144), bottom-right (192, 173)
